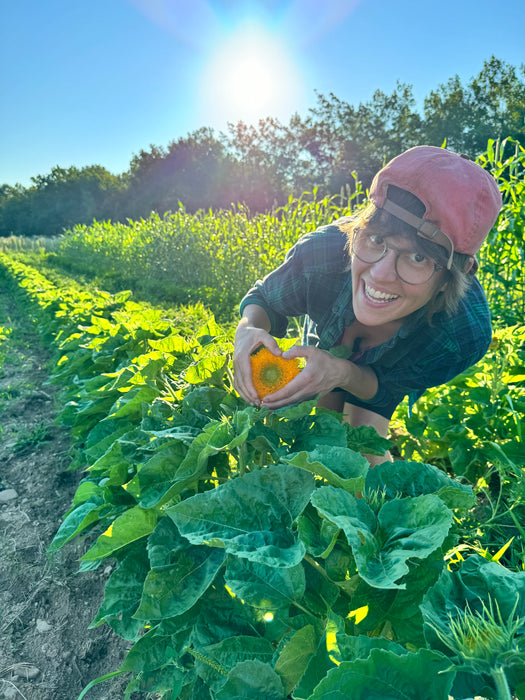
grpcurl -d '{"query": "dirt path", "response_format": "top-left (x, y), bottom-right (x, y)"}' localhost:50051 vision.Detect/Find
top-left (0, 283), bottom-right (134, 700)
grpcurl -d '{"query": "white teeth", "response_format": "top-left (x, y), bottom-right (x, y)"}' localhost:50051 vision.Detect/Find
top-left (364, 282), bottom-right (399, 302)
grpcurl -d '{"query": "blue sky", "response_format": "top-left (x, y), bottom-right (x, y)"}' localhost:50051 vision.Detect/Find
top-left (1, 0), bottom-right (524, 187)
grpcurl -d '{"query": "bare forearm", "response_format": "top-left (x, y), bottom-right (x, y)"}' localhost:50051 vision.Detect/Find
top-left (332, 357), bottom-right (378, 401)
top-left (235, 304), bottom-right (272, 336)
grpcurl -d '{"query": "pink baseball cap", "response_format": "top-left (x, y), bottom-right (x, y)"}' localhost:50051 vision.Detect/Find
top-left (369, 145), bottom-right (502, 268)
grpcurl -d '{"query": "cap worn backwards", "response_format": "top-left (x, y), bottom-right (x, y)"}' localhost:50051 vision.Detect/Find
top-left (369, 145), bottom-right (502, 260)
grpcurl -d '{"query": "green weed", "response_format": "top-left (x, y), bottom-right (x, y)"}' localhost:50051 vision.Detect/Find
top-left (13, 423), bottom-right (53, 452)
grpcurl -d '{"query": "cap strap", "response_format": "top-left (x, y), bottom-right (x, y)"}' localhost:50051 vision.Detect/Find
top-left (382, 198), bottom-right (454, 269)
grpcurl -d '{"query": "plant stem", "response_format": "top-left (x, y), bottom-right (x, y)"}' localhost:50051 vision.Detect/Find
top-left (508, 507), bottom-right (525, 540)
top-left (225, 359), bottom-right (235, 390)
top-left (237, 442), bottom-right (248, 476)
top-left (491, 665), bottom-right (512, 700)
top-left (291, 599), bottom-right (317, 619)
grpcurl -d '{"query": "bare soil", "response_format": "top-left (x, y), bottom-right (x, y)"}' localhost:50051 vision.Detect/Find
top-left (0, 284), bottom-right (136, 700)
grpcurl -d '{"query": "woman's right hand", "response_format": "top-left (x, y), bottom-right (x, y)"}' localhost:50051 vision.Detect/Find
top-left (233, 311), bottom-right (280, 406)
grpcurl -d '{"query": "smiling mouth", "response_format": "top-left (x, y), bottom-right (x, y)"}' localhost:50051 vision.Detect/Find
top-left (364, 282), bottom-right (399, 303)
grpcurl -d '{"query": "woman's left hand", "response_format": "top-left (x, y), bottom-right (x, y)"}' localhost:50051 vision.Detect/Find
top-left (259, 345), bottom-right (351, 409)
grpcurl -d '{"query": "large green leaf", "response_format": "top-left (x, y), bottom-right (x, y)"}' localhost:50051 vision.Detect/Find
top-left (158, 585), bottom-right (258, 656)
top-left (271, 399), bottom-right (318, 420)
top-left (89, 543), bottom-right (150, 640)
top-left (346, 549), bottom-right (445, 646)
top-left (168, 464), bottom-right (315, 568)
top-left (224, 557), bottom-right (305, 609)
top-left (365, 460), bottom-right (475, 510)
top-left (292, 629), bottom-right (335, 699)
top-left (180, 385), bottom-right (235, 425)
top-left (302, 556), bottom-right (341, 615)
top-left (283, 445), bottom-right (368, 493)
top-left (204, 414), bottom-right (252, 451)
top-left (194, 636), bottom-right (275, 693)
top-left (184, 354), bottom-right (229, 385)
top-left (296, 504), bottom-right (339, 558)
top-left (47, 500), bottom-right (103, 553)
top-left (133, 546), bottom-right (225, 620)
top-left (311, 486), bottom-right (453, 589)
top-left (81, 505), bottom-right (157, 561)
top-left (344, 424), bottom-right (393, 455)
top-left (308, 648), bottom-right (454, 699)
top-left (195, 316), bottom-right (225, 345)
top-left (132, 442), bottom-right (188, 508)
top-left (123, 664), bottom-right (187, 700)
top-left (274, 624), bottom-right (317, 695)
top-left (119, 624), bottom-right (176, 674)
top-left (134, 515), bottom-right (224, 621)
top-left (107, 383), bottom-right (161, 420)
top-left (131, 419), bottom-right (227, 507)
top-left (145, 515), bottom-right (181, 568)
top-left (291, 413), bottom-right (347, 450)
top-left (87, 440), bottom-right (134, 479)
top-left (336, 633), bottom-right (407, 662)
top-left (214, 659), bottom-right (285, 699)
top-left (148, 333), bottom-right (193, 354)
top-left (83, 418), bottom-right (135, 461)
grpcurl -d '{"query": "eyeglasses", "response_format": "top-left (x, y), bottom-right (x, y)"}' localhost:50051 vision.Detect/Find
top-left (351, 230), bottom-right (444, 285)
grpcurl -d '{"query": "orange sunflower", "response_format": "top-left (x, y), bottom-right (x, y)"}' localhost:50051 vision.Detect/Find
top-left (250, 346), bottom-right (302, 399)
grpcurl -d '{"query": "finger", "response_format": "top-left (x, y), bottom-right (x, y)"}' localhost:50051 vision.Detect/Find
top-left (261, 374), bottom-right (313, 406)
top-left (265, 339), bottom-right (282, 355)
top-left (234, 372), bottom-right (260, 406)
top-left (281, 344), bottom-right (310, 360)
top-left (260, 357), bottom-right (326, 406)
top-left (242, 329), bottom-right (281, 354)
top-left (262, 390), bottom-right (317, 409)
top-left (234, 355), bottom-right (263, 406)
top-left (236, 380), bottom-right (261, 407)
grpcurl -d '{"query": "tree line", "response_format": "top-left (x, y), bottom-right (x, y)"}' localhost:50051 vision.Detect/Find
top-left (1, 56), bottom-right (524, 238)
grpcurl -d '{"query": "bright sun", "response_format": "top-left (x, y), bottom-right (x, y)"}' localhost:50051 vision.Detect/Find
top-left (201, 24), bottom-right (303, 126)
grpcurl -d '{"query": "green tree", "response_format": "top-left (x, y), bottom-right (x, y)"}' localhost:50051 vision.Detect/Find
top-left (31, 165), bottom-right (124, 236)
top-left (0, 165), bottom-right (124, 237)
top-left (296, 81), bottom-right (423, 193)
top-left (226, 118), bottom-right (292, 210)
top-left (125, 128), bottom-right (239, 215)
top-left (422, 56), bottom-right (525, 155)
top-left (0, 184), bottom-right (28, 237)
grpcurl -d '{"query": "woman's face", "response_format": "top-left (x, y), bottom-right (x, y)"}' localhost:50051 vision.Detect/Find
top-left (351, 233), bottom-right (446, 328)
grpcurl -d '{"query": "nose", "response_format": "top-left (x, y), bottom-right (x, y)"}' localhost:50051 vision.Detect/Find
top-left (369, 248), bottom-right (398, 282)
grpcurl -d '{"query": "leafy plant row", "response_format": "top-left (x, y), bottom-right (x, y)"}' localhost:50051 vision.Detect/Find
top-left (1, 253), bottom-right (525, 700)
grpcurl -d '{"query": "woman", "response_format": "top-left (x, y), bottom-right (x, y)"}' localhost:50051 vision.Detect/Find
top-left (233, 146), bottom-right (502, 461)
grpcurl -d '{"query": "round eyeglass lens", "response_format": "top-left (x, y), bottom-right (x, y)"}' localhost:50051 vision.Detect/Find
top-left (352, 231), bottom-right (386, 263)
top-left (396, 252), bottom-right (436, 284)
top-left (352, 231), bottom-right (438, 285)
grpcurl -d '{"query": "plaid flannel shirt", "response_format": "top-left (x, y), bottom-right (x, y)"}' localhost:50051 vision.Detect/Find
top-left (239, 222), bottom-right (492, 418)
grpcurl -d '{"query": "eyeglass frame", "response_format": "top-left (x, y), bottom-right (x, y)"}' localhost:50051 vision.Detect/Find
top-left (351, 227), bottom-right (446, 286)
top-left (381, 198), bottom-right (455, 270)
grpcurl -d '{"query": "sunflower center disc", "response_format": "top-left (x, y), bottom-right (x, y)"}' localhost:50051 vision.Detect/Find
top-left (261, 364), bottom-right (282, 386)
